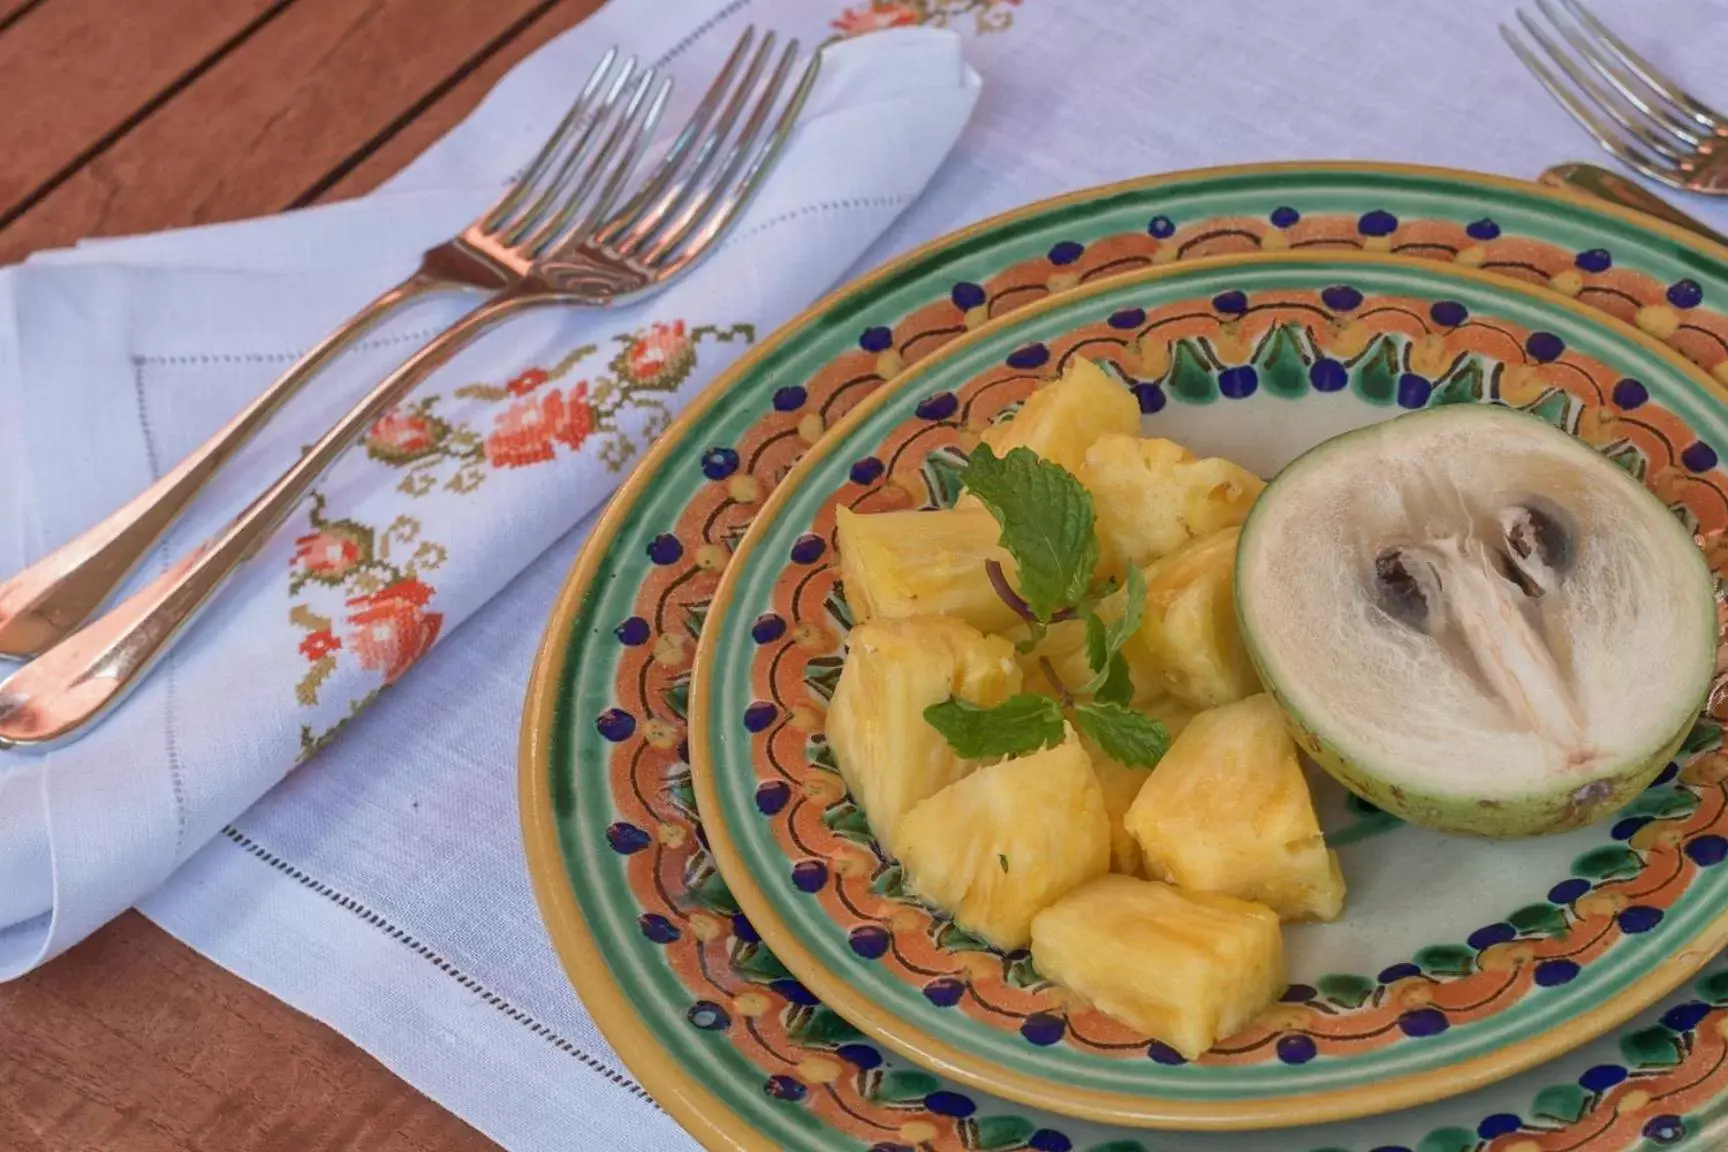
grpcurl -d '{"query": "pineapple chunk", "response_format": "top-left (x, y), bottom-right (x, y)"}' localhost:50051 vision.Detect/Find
top-left (827, 617), bottom-right (1022, 858)
top-left (1125, 694), bottom-right (1345, 922)
top-left (1079, 703), bottom-right (1197, 877)
top-left (1121, 527), bottom-right (1260, 708)
top-left (1080, 435), bottom-right (1263, 571)
top-left (979, 357), bottom-right (1142, 478)
top-left (896, 734), bottom-right (1110, 950)
top-left (1031, 874), bottom-right (1284, 1059)
top-left (836, 504), bottom-right (1024, 635)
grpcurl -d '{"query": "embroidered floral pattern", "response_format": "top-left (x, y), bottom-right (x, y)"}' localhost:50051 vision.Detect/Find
top-left (833, 0), bottom-right (1021, 36)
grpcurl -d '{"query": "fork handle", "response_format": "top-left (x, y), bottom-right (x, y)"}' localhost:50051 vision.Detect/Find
top-left (0, 273), bottom-right (446, 661)
top-left (0, 289), bottom-right (558, 749)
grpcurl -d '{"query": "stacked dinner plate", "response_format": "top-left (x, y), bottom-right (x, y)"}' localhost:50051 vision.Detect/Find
top-left (521, 162), bottom-right (1728, 1151)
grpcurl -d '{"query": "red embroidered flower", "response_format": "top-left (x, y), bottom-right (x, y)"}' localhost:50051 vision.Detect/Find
top-left (507, 368), bottom-right (550, 396)
top-left (623, 320), bottom-right (694, 388)
top-left (486, 388), bottom-right (595, 467)
top-left (294, 529), bottom-right (364, 580)
top-left (363, 407), bottom-right (443, 463)
top-left (298, 629), bottom-right (341, 661)
top-left (345, 578), bottom-right (442, 684)
top-left (832, 1), bottom-right (921, 35)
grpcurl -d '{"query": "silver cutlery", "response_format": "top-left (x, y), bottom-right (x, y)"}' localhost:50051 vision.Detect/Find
top-left (0, 27), bottom-right (818, 748)
top-left (1504, 0), bottom-right (1728, 195)
top-left (1539, 160), bottom-right (1728, 247)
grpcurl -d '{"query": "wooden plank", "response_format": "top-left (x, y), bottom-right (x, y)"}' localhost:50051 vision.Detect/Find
top-left (0, 0), bottom-right (294, 218)
top-left (0, 0), bottom-right (575, 261)
top-left (0, 913), bottom-right (502, 1152)
top-left (313, 0), bottom-right (601, 204)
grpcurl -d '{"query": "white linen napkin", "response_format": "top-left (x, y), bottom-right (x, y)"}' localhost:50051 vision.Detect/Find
top-left (0, 20), bottom-right (980, 978)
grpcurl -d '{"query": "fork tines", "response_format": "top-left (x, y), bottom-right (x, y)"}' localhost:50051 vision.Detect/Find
top-left (1504, 0), bottom-right (1726, 193)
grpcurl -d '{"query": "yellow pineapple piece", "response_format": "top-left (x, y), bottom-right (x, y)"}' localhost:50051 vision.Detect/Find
top-left (836, 504), bottom-right (1024, 635)
top-left (1030, 874), bottom-right (1285, 1059)
top-left (896, 734), bottom-right (1110, 950)
top-left (1125, 694), bottom-right (1345, 921)
top-left (1080, 435), bottom-right (1263, 571)
top-left (1079, 702), bottom-right (1197, 877)
top-left (827, 617), bottom-right (1023, 858)
top-left (1121, 527), bottom-right (1260, 708)
top-left (979, 357), bottom-right (1142, 478)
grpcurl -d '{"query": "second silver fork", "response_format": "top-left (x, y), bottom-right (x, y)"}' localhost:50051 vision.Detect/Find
top-left (0, 29), bottom-right (818, 749)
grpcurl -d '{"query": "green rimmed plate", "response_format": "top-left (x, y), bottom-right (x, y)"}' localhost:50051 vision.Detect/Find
top-left (688, 252), bottom-right (1728, 1129)
top-left (522, 163), bottom-right (1728, 1151)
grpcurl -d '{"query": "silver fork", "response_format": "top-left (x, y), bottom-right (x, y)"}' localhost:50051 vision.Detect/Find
top-left (0, 29), bottom-right (817, 749)
top-left (1504, 0), bottom-right (1728, 195)
top-left (0, 45), bottom-right (665, 664)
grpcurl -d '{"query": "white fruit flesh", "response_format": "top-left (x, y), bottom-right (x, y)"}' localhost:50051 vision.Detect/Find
top-left (1237, 405), bottom-right (1716, 834)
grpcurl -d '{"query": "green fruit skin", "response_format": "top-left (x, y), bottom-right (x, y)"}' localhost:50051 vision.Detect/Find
top-left (1251, 662), bottom-right (1702, 837)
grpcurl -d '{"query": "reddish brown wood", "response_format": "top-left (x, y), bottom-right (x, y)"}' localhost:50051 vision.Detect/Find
top-left (0, 913), bottom-right (501, 1152)
top-left (0, 0), bottom-right (600, 262)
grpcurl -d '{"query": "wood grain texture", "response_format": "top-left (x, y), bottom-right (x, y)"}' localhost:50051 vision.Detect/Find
top-left (0, 913), bottom-right (501, 1152)
top-left (0, 0), bottom-right (595, 261)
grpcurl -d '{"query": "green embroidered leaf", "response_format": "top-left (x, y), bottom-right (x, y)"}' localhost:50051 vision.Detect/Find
top-left (971, 1116), bottom-right (1037, 1151)
top-left (1316, 973), bottom-right (1374, 1010)
top-left (687, 868), bottom-right (741, 915)
top-left (870, 1069), bottom-right (940, 1103)
top-left (803, 654), bottom-right (845, 703)
top-left (1166, 339), bottom-right (1217, 402)
top-left (933, 919), bottom-right (993, 953)
top-left (919, 444), bottom-right (973, 509)
top-left (1682, 719), bottom-right (1722, 756)
top-left (823, 803), bottom-right (875, 844)
top-left (1531, 1083), bottom-right (1588, 1124)
top-left (1619, 786), bottom-right (1698, 820)
top-left (1256, 323), bottom-right (1311, 398)
top-left (1430, 357), bottom-right (1486, 406)
top-left (1507, 902), bottom-right (1569, 937)
top-left (1414, 1126), bottom-right (1477, 1152)
top-left (923, 693), bottom-right (1066, 760)
top-left (871, 864), bottom-right (907, 900)
top-left (731, 943), bottom-right (792, 984)
top-left (1073, 702), bottom-right (1169, 769)
top-left (1696, 967), bottom-right (1728, 1005)
top-left (784, 1005), bottom-right (863, 1046)
top-left (1414, 943), bottom-right (1476, 977)
top-left (1620, 1024), bottom-right (1683, 1068)
top-left (960, 445), bottom-right (1099, 621)
top-left (661, 675), bottom-right (690, 720)
top-left (1355, 336), bottom-right (1400, 404)
top-left (1572, 845), bottom-right (1642, 881)
top-left (807, 736), bottom-right (839, 774)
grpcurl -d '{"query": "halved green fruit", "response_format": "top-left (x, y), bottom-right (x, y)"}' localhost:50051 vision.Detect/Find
top-left (1235, 404), bottom-right (1717, 837)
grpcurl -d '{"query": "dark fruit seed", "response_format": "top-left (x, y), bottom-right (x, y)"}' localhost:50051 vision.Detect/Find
top-left (1374, 548), bottom-right (1432, 629)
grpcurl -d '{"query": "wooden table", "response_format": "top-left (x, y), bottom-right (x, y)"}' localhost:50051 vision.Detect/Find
top-left (0, 1), bottom-right (604, 1147)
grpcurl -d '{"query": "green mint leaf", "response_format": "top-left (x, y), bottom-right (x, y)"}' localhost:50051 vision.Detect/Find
top-left (1083, 612), bottom-right (1109, 675)
top-left (1074, 701), bottom-right (1170, 769)
top-left (1015, 619), bottom-right (1048, 655)
top-left (1110, 566), bottom-right (1147, 652)
top-left (923, 693), bottom-right (1066, 760)
top-left (1092, 652), bottom-right (1134, 706)
top-left (961, 445), bottom-right (1099, 621)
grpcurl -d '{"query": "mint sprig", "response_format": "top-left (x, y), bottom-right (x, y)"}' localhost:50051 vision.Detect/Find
top-left (923, 694), bottom-right (1066, 759)
top-left (962, 445), bottom-right (1098, 623)
top-left (1074, 701), bottom-right (1170, 767)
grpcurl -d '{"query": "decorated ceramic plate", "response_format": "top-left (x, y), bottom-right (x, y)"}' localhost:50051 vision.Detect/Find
top-left (522, 163), bottom-right (1728, 1150)
top-left (687, 251), bottom-right (1728, 1129)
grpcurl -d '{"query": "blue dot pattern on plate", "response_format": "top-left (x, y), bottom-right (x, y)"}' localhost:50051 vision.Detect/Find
top-left (1467, 217), bottom-right (1501, 240)
top-left (1477, 1113), bottom-right (1522, 1139)
top-left (614, 616), bottom-right (650, 645)
top-left (732, 913), bottom-right (760, 943)
top-left (606, 821), bottom-right (651, 854)
top-left (755, 780), bottom-right (791, 815)
top-left (687, 1000), bottom-right (730, 1030)
top-left (1576, 247), bottom-right (1612, 272)
top-left (859, 326), bottom-right (894, 352)
top-left (1535, 958), bottom-right (1580, 986)
top-left (646, 534), bottom-right (683, 564)
top-left (638, 913), bottom-right (680, 943)
top-left (1525, 331), bottom-right (1565, 362)
top-left (1466, 923), bottom-right (1516, 950)
top-left (1429, 300), bottom-right (1468, 327)
top-left (751, 613), bottom-right (787, 644)
top-left (764, 1074), bottom-right (806, 1102)
top-left (1662, 1001), bottom-right (1712, 1031)
top-left (1398, 1008), bottom-right (1449, 1036)
top-left (923, 1090), bottom-right (976, 1118)
top-left (743, 701), bottom-right (778, 732)
top-left (789, 533), bottom-right (826, 564)
top-left (1310, 358), bottom-right (1349, 392)
top-left (1109, 306), bottom-right (1146, 329)
top-left (1667, 278), bottom-right (1704, 308)
top-left (1048, 240), bottom-right (1084, 265)
top-left (1645, 1114), bottom-right (1687, 1143)
top-left (1020, 1013), bottom-right (1065, 1046)
top-left (916, 391), bottom-right (960, 420)
top-left (1007, 342), bottom-right (1051, 369)
top-left (1549, 877), bottom-right (1591, 903)
top-left (1322, 284), bottom-right (1363, 312)
top-left (1618, 905), bottom-right (1664, 933)
top-left (1281, 983), bottom-right (1317, 1003)
top-left (772, 978), bottom-right (819, 1005)
top-left (1378, 962), bottom-right (1422, 983)
top-left (924, 978), bottom-right (964, 1006)
top-left (837, 1043), bottom-right (882, 1069)
top-left (1219, 366), bottom-right (1258, 398)
top-left (1270, 205), bottom-right (1300, 228)
top-left (1578, 1062), bottom-right (1628, 1091)
top-left (1397, 373), bottom-right (1431, 409)
top-left (1134, 383), bottom-right (1167, 414)
top-left (1612, 378), bottom-right (1648, 409)
top-left (849, 456), bottom-right (885, 485)
top-left (773, 385), bottom-right (807, 411)
top-left (1146, 1040), bottom-right (1187, 1065)
top-left (1028, 1130), bottom-right (1073, 1152)
top-left (849, 925), bottom-right (890, 959)
top-left (791, 860), bottom-right (829, 892)
top-left (1612, 815), bottom-right (1651, 841)
top-left (701, 446), bottom-right (739, 479)
top-left (1358, 209), bottom-right (1398, 236)
top-left (1212, 289), bottom-right (1249, 316)
top-left (1683, 441), bottom-right (1719, 472)
top-left (1688, 834), bottom-right (1728, 865)
top-left (951, 281), bottom-right (986, 309)
top-left (596, 708), bottom-right (636, 742)
top-left (1277, 1034), bottom-right (1317, 1064)
top-left (1148, 214), bottom-right (1175, 238)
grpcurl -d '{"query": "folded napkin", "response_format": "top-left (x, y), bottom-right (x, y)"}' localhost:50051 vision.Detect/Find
top-left (0, 21), bottom-right (980, 978)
